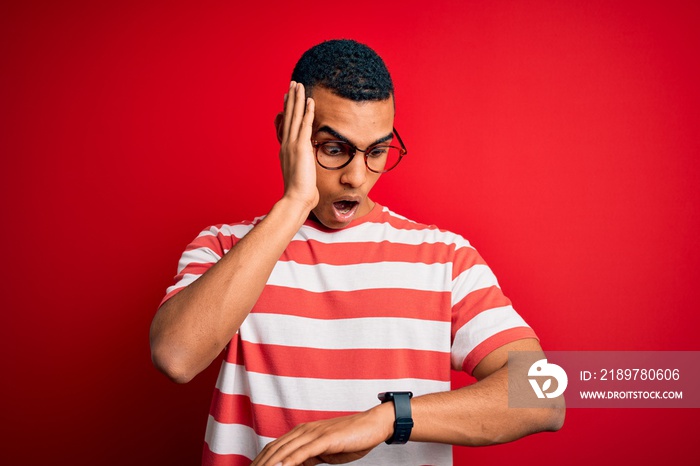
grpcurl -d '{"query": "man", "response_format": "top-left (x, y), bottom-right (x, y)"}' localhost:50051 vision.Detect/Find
top-left (150, 39), bottom-right (564, 466)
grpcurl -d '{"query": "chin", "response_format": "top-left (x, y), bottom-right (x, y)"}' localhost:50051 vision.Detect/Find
top-left (317, 216), bottom-right (352, 230)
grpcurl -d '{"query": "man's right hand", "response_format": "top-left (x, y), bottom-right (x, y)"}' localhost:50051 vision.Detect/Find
top-left (279, 81), bottom-right (318, 212)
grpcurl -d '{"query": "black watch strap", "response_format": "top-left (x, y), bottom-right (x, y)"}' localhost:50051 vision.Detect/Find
top-left (377, 391), bottom-right (413, 444)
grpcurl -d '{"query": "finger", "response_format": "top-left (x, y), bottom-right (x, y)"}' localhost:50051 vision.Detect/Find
top-left (299, 97), bottom-right (315, 142)
top-left (288, 82), bottom-right (307, 142)
top-left (257, 430), bottom-right (316, 466)
top-left (282, 81), bottom-right (296, 142)
top-left (275, 436), bottom-right (330, 466)
top-left (252, 427), bottom-right (308, 466)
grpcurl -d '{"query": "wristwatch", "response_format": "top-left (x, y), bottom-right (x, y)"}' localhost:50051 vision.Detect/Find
top-left (377, 391), bottom-right (413, 444)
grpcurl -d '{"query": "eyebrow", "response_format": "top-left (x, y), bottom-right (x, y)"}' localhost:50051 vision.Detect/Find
top-left (316, 125), bottom-right (394, 147)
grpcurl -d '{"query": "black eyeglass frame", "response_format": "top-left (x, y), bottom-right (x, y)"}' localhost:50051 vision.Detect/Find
top-left (311, 127), bottom-right (408, 173)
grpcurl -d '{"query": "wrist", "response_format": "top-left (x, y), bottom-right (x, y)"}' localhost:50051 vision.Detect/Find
top-left (378, 391), bottom-right (414, 444)
top-left (273, 196), bottom-right (315, 226)
top-left (368, 400), bottom-right (397, 444)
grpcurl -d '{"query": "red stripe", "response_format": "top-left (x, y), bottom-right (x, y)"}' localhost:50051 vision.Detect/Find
top-left (254, 286), bottom-right (451, 321)
top-left (223, 334), bottom-right (244, 365)
top-left (280, 239), bottom-right (472, 266)
top-left (174, 244), bottom-right (482, 282)
top-left (210, 390), bottom-right (357, 439)
top-left (161, 276), bottom-right (455, 320)
top-left (225, 342), bottom-right (451, 381)
top-left (380, 209), bottom-right (450, 232)
top-left (179, 261), bottom-right (215, 276)
top-left (159, 287), bottom-right (182, 307)
top-left (209, 391), bottom-right (254, 428)
top-left (202, 442), bottom-right (252, 466)
top-left (186, 233), bottom-right (227, 253)
top-left (462, 328), bottom-right (539, 375)
top-left (451, 246), bottom-right (487, 280)
top-left (451, 286), bottom-right (513, 339)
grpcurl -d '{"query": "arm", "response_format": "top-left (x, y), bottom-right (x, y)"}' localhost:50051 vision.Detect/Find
top-left (150, 82), bottom-right (317, 383)
top-left (251, 338), bottom-right (565, 466)
top-left (410, 337), bottom-right (565, 445)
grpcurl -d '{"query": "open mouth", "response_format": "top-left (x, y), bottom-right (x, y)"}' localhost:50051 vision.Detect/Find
top-left (332, 200), bottom-right (360, 221)
top-left (333, 200), bottom-right (358, 214)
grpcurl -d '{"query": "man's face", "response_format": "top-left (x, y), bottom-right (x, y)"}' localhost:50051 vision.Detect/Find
top-left (309, 87), bottom-right (395, 229)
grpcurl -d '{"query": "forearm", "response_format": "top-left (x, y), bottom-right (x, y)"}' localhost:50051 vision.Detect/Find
top-left (150, 196), bottom-right (311, 383)
top-left (408, 365), bottom-right (564, 446)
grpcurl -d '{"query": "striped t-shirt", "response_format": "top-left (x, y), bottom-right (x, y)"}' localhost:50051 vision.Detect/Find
top-left (161, 203), bottom-right (537, 466)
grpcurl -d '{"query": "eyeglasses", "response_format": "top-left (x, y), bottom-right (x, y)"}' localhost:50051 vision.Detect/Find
top-left (312, 128), bottom-right (407, 173)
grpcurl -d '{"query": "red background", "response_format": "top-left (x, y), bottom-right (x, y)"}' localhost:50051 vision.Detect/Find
top-left (2, 1), bottom-right (699, 464)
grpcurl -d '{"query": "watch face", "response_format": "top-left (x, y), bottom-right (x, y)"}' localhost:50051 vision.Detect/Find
top-left (378, 391), bottom-right (413, 402)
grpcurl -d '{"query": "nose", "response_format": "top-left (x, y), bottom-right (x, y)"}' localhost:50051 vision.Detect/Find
top-left (339, 151), bottom-right (368, 187)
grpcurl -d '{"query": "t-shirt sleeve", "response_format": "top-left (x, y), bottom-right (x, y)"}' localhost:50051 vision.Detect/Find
top-left (159, 223), bottom-right (253, 307)
top-left (449, 241), bottom-right (538, 376)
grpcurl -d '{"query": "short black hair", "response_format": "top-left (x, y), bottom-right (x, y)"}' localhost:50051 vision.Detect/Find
top-left (291, 39), bottom-right (393, 101)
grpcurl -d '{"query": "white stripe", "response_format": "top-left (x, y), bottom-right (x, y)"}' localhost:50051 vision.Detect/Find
top-left (451, 305), bottom-right (529, 370)
top-left (292, 216), bottom-right (473, 250)
top-left (360, 441), bottom-right (452, 466)
top-left (205, 415), bottom-right (271, 459)
top-left (451, 264), bottom-right (500, 306)
top-left (216, 361), bottom-right (450, 411)
top-left (176, 247), bottom-right (221, 274)
top-left (382, 206), bottom-right (410, 221)
top-left (241, 313), bottom-right (451, 352)
top-left (268, 261), bottom-right (450, 293)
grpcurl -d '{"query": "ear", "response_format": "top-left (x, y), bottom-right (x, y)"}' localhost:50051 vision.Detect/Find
top-left (274, 112), bottom-right (284, 143)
